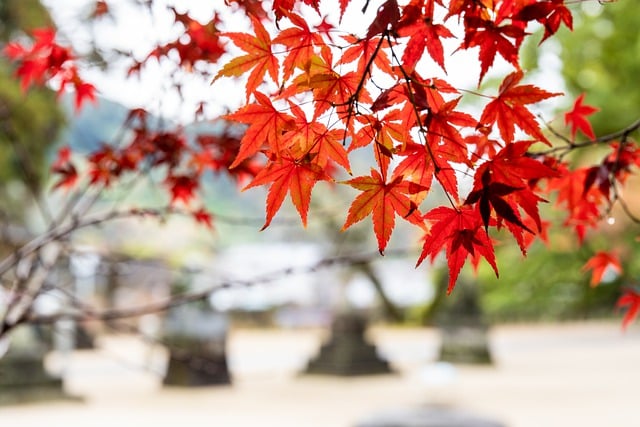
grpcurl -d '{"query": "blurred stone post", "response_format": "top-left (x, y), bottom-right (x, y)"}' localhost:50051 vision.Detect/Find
top-left (305, 311), bottom-right (392, 376)
top-left (436, 279), bottom-right (492, 365)
top-left (162, 304), bottom-right (231, 386)
top-left (0, 325), bottom-right (71, 404)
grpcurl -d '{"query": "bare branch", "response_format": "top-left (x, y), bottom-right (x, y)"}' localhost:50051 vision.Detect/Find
top-left (25, 247), bottom-right (416, 325)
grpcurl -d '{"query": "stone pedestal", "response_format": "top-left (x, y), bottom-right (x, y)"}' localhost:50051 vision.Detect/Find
top-left (436, 281), bottom-right (493, 365)
top-left (439, 325), bottom-right (492, 364)
top-left (0, 326), bottom-right (71, 405)
top-left (305, 313), bottom-right (392, 376)
top-left (162, 306), bottom-right (231, 387)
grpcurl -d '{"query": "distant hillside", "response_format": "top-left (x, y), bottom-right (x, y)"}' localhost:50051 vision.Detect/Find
top-left (59, 94), bottom-right (225, 152)
top-left (56, 95), bottom-right (268, 241)
top-left (58, 95), bottom-right (134, 153)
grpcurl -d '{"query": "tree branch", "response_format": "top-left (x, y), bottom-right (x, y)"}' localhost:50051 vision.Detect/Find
top-left (25, 247), bottom-right (416, 325)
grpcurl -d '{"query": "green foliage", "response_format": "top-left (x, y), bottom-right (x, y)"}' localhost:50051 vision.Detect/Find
top-left (556, 1), bottom-right (639, 135)
top-left (477, 230), bottom-right (631, 323)
top-left (0, 62), bottom-right (64, 186)
top-left (485, 1), bottom-right (640, 323)
top-left (0, 0), bottom-right (64, 215)
top-left (0, 0), bottom-right (53, 40)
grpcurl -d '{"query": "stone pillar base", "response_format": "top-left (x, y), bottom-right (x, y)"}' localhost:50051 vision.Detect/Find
top-left (305, 313), bottom-right (393, 376)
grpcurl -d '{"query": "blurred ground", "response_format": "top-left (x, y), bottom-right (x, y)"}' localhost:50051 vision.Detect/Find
top-left (1, 321), bottom-right (639, 427)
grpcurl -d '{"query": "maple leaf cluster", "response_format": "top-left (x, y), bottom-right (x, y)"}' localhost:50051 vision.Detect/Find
top-left (3, 28), bottom-right (96, 110)
top-left (50, 109), bottom-right (261, 228)
top-left (142, 8), bottom-right (227, 73)
top-left (4, 0), bottom-right (640, 327)
top-left (209, 0), bottom-right (575, 291)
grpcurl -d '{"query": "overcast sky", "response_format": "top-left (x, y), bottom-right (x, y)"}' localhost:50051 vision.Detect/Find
top-left (41, 0), bottom-right (566, 124)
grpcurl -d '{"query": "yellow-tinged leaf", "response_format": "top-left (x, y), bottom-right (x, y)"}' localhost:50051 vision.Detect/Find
top-left (214, 16), bottom-right (279, 101)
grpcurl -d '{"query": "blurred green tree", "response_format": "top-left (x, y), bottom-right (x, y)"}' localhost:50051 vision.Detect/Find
top-left (553, 1), bottom-right (638, 135)
top-left (458, 1), bottom-right (640, 323)
top-left (0, 0), bottom-right (65, 219)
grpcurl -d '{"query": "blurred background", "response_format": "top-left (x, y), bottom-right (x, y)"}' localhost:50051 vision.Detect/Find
top-left (1, 1), bottom-right (639, 426)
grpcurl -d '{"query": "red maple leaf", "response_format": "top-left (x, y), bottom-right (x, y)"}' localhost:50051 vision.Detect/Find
top-left (91, 1), bottom-right (110, 18)
top-left (391, 142), bottom-right (436, 200)
top-left (397, 15), bottom-right (454, 72)
top-left (467, 141), bottom-right (558, 250)
top-left (272, 0), bottom-right (319, 21)
top-left (4, 27), bottom-right (96, 112)
top-left (87, 145), bottom-right (123, 186)
top-left (392, 141), bottom-right (461, 203)
top-left (547, 165), bottom-right (606, 242)
top-left (461, 17), bottom-right (526, 85)
top-left (151, 9), bottom-right (225, 70)
top-left (224, 0), bottom-right (267, 20)
top-left (617, 289), bottom-right (640, 331)
top-left (480, 71), bottom-right (560, 144)
top-left (342, 169), bottom-right (425, 254)
top-left (541, 1), bottom-right (573, 42)
top-left (564, 93), bottom-right (599, 141)
top-left (192, 208), bottom-right (214, 229)
top-left (272, 0), bottom-right (295, 21)
top-left (582, 251), bottom-right (622, 287)
top-left (417, 205), bottom-right (498, 294)
top-left (166, 174), bottom-right (199, 205)
top-left (424, 97), bottom-right (476, 160)
top-left (477, 141), bottom-right (559, 187)
top-left (51, 146), bottom-right (78, 191)
top-left (366, 0), bottom-right (400, 39)
top-left (338, 0), bottom-right (350, 22)
top-left (465, 170), bottom-right (530, 233)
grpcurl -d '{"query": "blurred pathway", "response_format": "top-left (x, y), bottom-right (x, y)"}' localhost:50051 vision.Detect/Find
top-left (1, 322), bottom-right (639, 427)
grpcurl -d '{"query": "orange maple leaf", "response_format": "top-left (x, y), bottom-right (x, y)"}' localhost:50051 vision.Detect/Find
top-left (224, 91), bottom-right (294, 168)
top-left (284, 103), bottom-right (351, 172)
top-left (280, 50), bottom-right (370, 119)
top-left (272, 12), bottom-right (329, 82)
top-left (342, 169), bottom-right (425, 254)
top-left (245, 156), bottom-right (332, 229)
top-left (352, 110), bottom-right (406, 176)
top-left (214, 16), bottom-right (279, 101)
top-left (339, 35), bottom-right (394, 78)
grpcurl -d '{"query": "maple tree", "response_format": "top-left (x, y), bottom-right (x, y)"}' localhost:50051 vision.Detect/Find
top-left (1, 0), bottom-right (640, 335)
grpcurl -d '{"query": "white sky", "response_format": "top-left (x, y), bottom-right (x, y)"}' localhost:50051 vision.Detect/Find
top-left (42, 0), bottom-right (567, 123)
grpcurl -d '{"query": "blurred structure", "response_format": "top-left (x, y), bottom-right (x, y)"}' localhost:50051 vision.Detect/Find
top-left (0, 325), bottom-right (71, 405)
top-left (305, 312), bottom-right (392, 376)
top-left (357, 406), bottom-right (505, 427)
top-left (435, 279), bottom-right (493, 365)
top-left (162, 304), bottom-right (231, 386)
